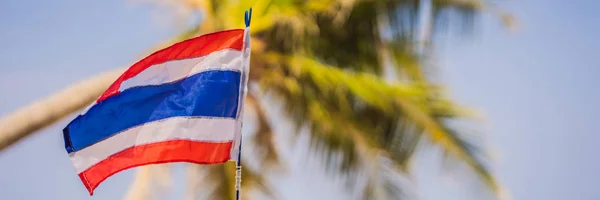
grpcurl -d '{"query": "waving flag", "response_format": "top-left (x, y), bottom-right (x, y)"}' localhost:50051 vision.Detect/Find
top-left (62, 28), bottom-right (250, 195)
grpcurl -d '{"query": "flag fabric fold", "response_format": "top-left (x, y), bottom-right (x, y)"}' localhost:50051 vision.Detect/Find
top-left (62, 28), bottom-right (250, 195)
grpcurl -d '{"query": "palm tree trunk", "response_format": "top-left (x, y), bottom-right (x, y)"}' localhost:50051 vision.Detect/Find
top-left (0, 68), bottom-right (124, 152)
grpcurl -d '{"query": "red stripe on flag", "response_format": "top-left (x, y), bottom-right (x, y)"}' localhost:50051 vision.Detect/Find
top-left (97, 29), bottom-right (244, 103)
top-left (78, 140), bottom-right (233, 195)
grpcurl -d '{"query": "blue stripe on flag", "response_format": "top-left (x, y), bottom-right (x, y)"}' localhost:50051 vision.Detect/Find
top-left (64, 70), bottom-right (241, 153)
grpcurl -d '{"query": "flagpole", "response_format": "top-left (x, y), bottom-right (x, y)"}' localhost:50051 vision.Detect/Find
top-left (235, 8), bottom-right (252, 200)
top-left (235, 137), bottom-right (242, 200)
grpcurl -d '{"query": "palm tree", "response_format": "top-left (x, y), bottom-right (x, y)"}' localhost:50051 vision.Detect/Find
top-left (0, 0), bottom-right (515, 199)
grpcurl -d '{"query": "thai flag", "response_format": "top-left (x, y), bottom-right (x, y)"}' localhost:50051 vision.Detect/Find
top-left (62, 28), bottom-right (250, 195)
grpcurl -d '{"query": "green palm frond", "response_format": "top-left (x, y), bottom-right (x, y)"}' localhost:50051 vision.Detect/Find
top-left (259, 53), bottom-right (500, 195)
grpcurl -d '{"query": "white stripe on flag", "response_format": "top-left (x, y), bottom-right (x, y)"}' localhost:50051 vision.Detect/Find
top-left (119, 49), bottom-right (243, 91)
top-left (80, 49), bottom-right (243, 115)
top-left (69, 117), bottom-right (237, 173)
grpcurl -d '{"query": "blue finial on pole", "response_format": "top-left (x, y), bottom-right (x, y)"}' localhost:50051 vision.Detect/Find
top-left (245, 8), bottom-right (252, 27)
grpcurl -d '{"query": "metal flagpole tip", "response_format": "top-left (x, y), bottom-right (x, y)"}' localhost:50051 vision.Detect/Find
top-left (244, 8), bottom-right (252, 27)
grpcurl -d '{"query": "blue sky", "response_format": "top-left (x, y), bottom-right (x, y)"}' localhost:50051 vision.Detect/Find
top-left (0, 0), bottom-right (599, 200)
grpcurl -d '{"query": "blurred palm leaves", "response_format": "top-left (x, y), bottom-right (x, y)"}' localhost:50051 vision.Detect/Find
top-left (0, 0), bottom-right (514, 199)
top-left (128, 0), bottom-right (511, 199)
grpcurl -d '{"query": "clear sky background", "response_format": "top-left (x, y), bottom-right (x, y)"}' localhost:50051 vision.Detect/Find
top-left (0, 0), bottom-right (599, 200)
